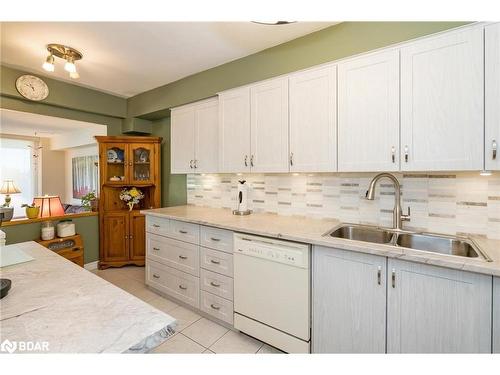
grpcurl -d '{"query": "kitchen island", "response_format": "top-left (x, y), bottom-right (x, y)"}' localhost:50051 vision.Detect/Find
top-left (0, 241), bottom-right (176, 353)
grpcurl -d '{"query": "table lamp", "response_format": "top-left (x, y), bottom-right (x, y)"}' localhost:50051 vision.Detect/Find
top-left (1, 180), bottom-right (21, 207)
top-left (33, 195), bottom-right (65, 217)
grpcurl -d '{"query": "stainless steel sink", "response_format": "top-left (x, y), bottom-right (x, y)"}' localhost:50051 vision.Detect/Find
top-left (325, 224), bottom-right (491, 261)
top-left (396, 233), bottom-right (481, 258)
top-left (328, 225), bottom-right (394, 244)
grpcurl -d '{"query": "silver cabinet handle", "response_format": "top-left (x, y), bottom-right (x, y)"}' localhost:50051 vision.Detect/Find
top-left (210, 259), bottom-right (221, 265)
top-left (210, 281), bottom-right (221, 287)
top-left (179, 230), bottom-right (188, 234)
top-left (391, 146), bottom-right (396, 163)
top-left (244, 155), bottom-right (248, 167)
top-left (178, 255), bottom-right (188, 260)
top-left (152, 247), bottom-right (160, 251)
top-left (194, 159), bottom-right (198, 169)
top-left (210, 303), bottom-right (220, 310)
top-left (152, 274), bottom-right (160, 279)
top-left (377, 266), bottom-right (382, 285)
top-left (178, 285), bottom-right (187, 290)
top-left (493, 140), bottom-right (497, 160)
top-left (250, 154), bottom-right (254, 167)
top-left (290, 152), bottom-right (294, 166)
top-left (391, 269), bottom-right (396, 288)
top-left (210, 237), bottom-right (221, 242)
top-left (152, 224), bottom-right (160, 228)
top-left (404, 145), bottom-right (409, 163)
top-left (189, 159), bottom-right (193, 169)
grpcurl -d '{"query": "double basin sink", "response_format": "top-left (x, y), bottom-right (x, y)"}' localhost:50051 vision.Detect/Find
top-left (326, 224), bottom-right (492, 261)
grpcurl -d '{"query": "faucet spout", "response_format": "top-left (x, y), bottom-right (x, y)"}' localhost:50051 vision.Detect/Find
top-left (365, 173), bottom-right (410, 231)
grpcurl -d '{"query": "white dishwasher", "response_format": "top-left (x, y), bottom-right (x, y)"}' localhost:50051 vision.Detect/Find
top-left (233, 233), bottom-right (310, 353)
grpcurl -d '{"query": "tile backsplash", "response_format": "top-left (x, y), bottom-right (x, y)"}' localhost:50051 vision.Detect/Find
top-left (187, 172), bottom-right (500, 240)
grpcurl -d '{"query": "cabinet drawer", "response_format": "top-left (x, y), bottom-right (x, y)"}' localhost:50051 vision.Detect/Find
top-left (169, 220), bottom-right (200, 244)
top-left (200, 226), bottom-right (233, 253)
top-left (146, 216), bottom-right (170, 237)
top-left (200, 290), bottom-right (234, 325)
top-left (147, 233), bottom-right (199, 276)
top-left (200, 247), bottom-right (233, 277)
top-left (146, 260), bottom-right (200, 308)
top-left (200, 268), bottom-right (233, 301)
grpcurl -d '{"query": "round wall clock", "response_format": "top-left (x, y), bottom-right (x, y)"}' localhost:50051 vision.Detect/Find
top-left (15, 75), bottom-right (49, 101)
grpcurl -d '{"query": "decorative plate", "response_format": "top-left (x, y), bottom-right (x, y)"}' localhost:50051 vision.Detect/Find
top-left (15, 75), bottom-right (49, 101)
top-left (107, 149), bottom-right (118, 163)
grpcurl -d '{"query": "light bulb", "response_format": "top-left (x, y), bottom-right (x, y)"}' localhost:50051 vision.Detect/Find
top-left (69, 71), bottom-right (80, 79)
top-left (42, 54), bottom-right (55, 72)
top-left (64, 57), bottom-right (76, 73)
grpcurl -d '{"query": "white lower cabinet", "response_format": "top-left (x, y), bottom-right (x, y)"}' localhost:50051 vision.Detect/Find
top-left (387, 259), bottom-right (492, 353)
top-left (200, 290), bottom-right (234, 325)
top-left (493, 277), bottom-right (500, 353)
top-left (312, 246), bottom-right (387, 353)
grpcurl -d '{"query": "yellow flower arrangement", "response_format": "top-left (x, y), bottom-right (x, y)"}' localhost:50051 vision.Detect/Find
top-left (119, 187), bottom-right (145, 211)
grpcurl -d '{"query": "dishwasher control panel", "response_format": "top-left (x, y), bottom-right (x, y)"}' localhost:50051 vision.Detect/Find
top-left (234, 233), bottom-right (309, 268)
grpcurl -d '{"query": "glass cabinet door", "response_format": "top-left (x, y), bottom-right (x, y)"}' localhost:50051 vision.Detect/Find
top-left (104, 144), bottom-right (128, 184)
top-left (130, 144), bottom-right (155, 184)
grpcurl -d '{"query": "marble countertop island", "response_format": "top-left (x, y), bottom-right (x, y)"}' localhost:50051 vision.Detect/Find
top-left (142, 205), bottom-right (500, 277)
top-left (0, 241), bottom-right (176, 353)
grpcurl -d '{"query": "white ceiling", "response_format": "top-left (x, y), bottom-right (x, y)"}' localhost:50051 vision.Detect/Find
top-left (0, 108), bottom-right (106, 139)
top-left (0, 22), bottom-right (337, 97)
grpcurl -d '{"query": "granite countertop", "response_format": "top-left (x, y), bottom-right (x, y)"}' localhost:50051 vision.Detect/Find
top-left (0, 241), bottom-right (176, 353)
top-left (142, 205), bottom-right (500, 277)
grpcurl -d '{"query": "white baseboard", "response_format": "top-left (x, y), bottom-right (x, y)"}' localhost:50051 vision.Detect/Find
top-left (84, 261), bottom-right (98, 271)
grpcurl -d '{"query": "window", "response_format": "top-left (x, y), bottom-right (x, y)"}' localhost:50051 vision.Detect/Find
top-left (0, 137), bottom-right (40, 218)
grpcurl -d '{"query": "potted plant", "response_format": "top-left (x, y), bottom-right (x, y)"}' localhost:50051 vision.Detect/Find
top-left (22, 203), bottom-right (40, 219)
top-left (81, 191), bottom-right (98, 212)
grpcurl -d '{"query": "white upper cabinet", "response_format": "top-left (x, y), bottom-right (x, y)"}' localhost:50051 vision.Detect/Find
top-left (338, 50), bottom-right (400, 172)
top-left (250, 77), bottom-right (289, 172)
top-left (171, 98), bottom-right (219, 174)
top-left (400, 28), bottom-right (484, 171)
top-left (486, 23), bottom-right (500, 171)
top-left (171, 104), bottom-right (196, 174)
top-left (289, 65), bottom-right (337, 172)
top-left (219, 87), bottom-right (251, 173)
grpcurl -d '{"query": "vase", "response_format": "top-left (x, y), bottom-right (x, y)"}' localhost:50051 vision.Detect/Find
top-left (127, 202), bottom-right (135, 211)
top-left (26, 206), bottom-right (40, 219)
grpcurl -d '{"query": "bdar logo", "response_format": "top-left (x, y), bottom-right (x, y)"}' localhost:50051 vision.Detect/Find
top-left (1, 339), bottom-right (17, 353)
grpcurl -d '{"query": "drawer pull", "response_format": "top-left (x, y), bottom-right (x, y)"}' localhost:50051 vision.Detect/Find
top-left (210, 303), bottom-right (221, 310)
top-left (179, 230), bottom-right (188, 234)
top-left (152, 224), bottom-right (160, 228)
top-left (178, 255), bottom-right (188, 260)
top-left (152, 274), bottom-right (160, 279)
top-left (210, 281), bottom-right (221, 287)
top-left (152, 247), bottom-right (160, 251)
top-left (178, 285), bottom-right (188, 290)
top-left (210, 259), bottom-right (221, 265)
top-left (210, 237), bottom-right (221, 242)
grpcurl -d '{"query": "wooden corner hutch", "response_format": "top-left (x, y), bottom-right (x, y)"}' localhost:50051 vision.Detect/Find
top-left (95, 136), bottom-right (162, 269)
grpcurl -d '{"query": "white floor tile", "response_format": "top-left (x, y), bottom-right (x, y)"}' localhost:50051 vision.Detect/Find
top-left (182, 318), bottom-right (229, 347)
top-left (168, 305), bottom-right (202, 331)
top-left (150, 333), bottom-right (205, 354)
top-left (203, 349), bottom-right (215, 354)
top-left (257, 344), bottom-right (284, 354)
top-left (148, 295), bottom-right (179, 313)
top-left (209, 330), bottom-right (263, 354)
top-left (129, 285), bottom-right (161, 303)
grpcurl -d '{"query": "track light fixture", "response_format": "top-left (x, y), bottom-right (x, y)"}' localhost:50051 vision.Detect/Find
top-left (42, 43), bottom-right (82, 79)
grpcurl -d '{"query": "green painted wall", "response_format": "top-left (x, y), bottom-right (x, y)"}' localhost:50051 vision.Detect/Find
top-left (1, 215), bottom-right (99, 264)
top-left (128, 21), bottom-right (471, 119)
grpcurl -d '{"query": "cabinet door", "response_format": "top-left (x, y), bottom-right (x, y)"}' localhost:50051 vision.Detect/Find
top-left (289, 65), bottom-right (337, 172)
top-left (312, 246), bottom-right (386, 353)
top-left (100, 143), bottom-right (128, 184)
top-left (400, 28), bottom-right (484, 171)
top-left (338, 50), bottom-right (400, 172)
top-left (102, 212), bottom-right (129, 262)
top-left (194, 98), bottom-right (219, 173)
top-left (171, 105), bottom-right (196, 174)
top-left (486, 23), bottom-right (500, 171)
top-left (219, 87), bottom-right (251, 173)
top-left (387, 259), bottom-right (492, 353)
top-left (129, 143), bottom-right (156, 185)
top-left (494, 277), bottom-right (500, 353)
top-left (129, 211), bottom-right (145, 261)
top-left (250, 77), bottom-right (289, 172)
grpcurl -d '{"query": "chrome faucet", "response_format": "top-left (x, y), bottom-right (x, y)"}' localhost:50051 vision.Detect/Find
top-left (365, 173), bottom-right (410, 231)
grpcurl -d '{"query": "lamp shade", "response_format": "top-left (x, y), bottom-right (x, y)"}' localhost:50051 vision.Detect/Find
top-left (33, 195), bottom-right (65, 218)
top-left (0, 180), bottom-right (21, 194)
